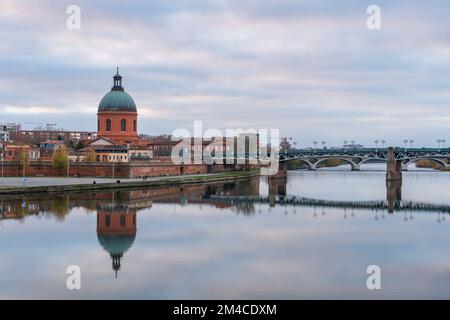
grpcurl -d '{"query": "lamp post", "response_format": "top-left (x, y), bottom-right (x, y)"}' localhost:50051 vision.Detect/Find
top-left (442, 139), bottom-right (447, 149)
top-left (0, 152), bottom-right (3, 184)
top-left (321, 141), bottom-right (326, 150)
top-left (403, 139), bottom-right (408, 151)
top-left (313, 141), bottom-right (318, 153)
top-left (437, 139), bottom-right (442, 151)
top-left (409, 139), bottom-right (414, 150)
top-left (67, 155), bottom-right (70, 178)
top-left (374, 140), bottom-right (379, 151)
top-left (343, 140), bottom-right (348, 153)
top-left (351, 140), bottom-right (355, 149)
top-left (22, 152), bottom-right (25, 178)
top-left (381, 140), bottom-right (386, 149)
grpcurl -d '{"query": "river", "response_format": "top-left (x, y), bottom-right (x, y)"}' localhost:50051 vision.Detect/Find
top-left (1, 165), bottom-right (450, 299)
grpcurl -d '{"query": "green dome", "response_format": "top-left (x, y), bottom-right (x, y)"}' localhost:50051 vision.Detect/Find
top-left (98, 90), bottom-right (137, 112)
top-left (97, 234), bottom-right (136, 256)
top-left (98, 68), bottom-right (137, 112)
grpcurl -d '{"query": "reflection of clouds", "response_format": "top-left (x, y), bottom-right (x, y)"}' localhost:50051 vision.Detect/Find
top-left (4, 177), bottom-right (450, 298)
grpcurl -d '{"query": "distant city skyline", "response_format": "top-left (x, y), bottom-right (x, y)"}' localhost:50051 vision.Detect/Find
top-left (1, 0), bottom-right (450, 147)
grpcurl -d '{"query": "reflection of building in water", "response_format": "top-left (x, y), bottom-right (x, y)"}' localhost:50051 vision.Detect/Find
top-left (0, 198), bottom-right (42, 220)
top-left (96, 203), bottom-right (137, 278)
top-left (201, 179), bottom-right (261, 214)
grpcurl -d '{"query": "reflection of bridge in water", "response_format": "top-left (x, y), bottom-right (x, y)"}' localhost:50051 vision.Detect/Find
top-left (203, 174), bottom-right (449, 214)
top-left (203, 194), bottom-right (450, 214)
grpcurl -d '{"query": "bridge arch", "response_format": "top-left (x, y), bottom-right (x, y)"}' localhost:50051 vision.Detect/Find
top-left (359, 158), bottom-right (386, 165)
top-left (283, 158), bottom-right (313, 170)
top-left (312, 157), bottom-right (359, 170)
top-left (405, 158), bottom-right (447, 170)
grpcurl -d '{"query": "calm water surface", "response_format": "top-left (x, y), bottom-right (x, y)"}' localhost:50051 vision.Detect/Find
top-left (1, 164), bottom-right (450, 299)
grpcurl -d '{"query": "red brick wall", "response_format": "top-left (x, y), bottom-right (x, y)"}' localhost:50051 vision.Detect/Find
top-left (0, 161), bottom-right (211, 178)
top-left (130, 163), bottom-right (207, 177)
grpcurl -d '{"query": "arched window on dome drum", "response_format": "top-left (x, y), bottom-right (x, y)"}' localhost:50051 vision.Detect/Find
top-left (106, 119), bottom-right (111, 131)
top-left (121, 119), bottom-right (126, 131)
top-left (133, 120), bottom-right (136, 132)
top-left (98, 119), bottom-right (100, 131)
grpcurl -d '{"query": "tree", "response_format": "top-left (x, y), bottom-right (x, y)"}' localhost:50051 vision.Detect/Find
top-left (16, 150), bottom-right (29, 176)
top-left (75, 140), bottom-right (85, 151)
top-left (85, 149), bottom-right (97, 162)
top-left (37, 157), bottom-right (43, 171)
top-left (52, 145), bottom-right (68, 175)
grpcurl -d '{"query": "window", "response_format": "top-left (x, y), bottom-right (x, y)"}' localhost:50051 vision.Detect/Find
top-left (105, 215), bottom-right (110, 226)
top-left (133, 120), bottom-right (137, 132)
top-left (106, 119), bottom-right (111, 131)
top-left (98, 119), bottom-right (100, 131)
top-left (121, 119), bottom-right (126, 131)
top-left (120, 215), bottom-right (126, 226)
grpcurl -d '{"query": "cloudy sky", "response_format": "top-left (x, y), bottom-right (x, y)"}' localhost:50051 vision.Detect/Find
top-left (1, 0), bottom-right (450, 147)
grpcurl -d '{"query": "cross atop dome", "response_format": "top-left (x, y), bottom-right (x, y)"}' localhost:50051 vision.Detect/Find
top-left (112, 67), bottom-right (123, 91)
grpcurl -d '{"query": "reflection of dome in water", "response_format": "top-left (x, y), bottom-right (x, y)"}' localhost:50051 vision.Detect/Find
top-left (97, 234), bottom-right (136, 278)
top-left (98, 234), bottom-right (136, 256)
top-left (96, 202), bottom-right (137, 277)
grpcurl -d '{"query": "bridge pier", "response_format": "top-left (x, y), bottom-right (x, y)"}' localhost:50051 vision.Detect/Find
top-left (386, 147), bottom-right (402, 213)
top-left (386, 179), bottom-right (402, 214)
top-left (351, 164), bottom-right (360, 171)
top-left (274, 161), bottom-right (288, 178)
top-left (386, 147), bottom-right (402, 182)
top-left (401, 163), bottom-right (409, 171)
top-left (268, 175), bottom-right (287, 207)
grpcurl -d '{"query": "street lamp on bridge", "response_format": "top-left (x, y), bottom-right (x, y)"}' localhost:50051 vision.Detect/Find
top-left (403, 139), bottom-right (408, 151)
top-left (442, 139), bottom-right (447, 149)
top-left (374, 140), bottom-right (379, 151)
top-left (381, 140), bottom-right (386, 148)
top-left (437, 139), bottom-right (442, 151)
top-left (321, 141), bottom-right (326, 149)
top-left (409, 139), bottom-right (414, 150)
top-left (313, 141), bottom-right (318, 153)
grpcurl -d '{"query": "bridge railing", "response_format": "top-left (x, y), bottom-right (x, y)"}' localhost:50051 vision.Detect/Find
top-left (284, 147), bottom-right (450, 154)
